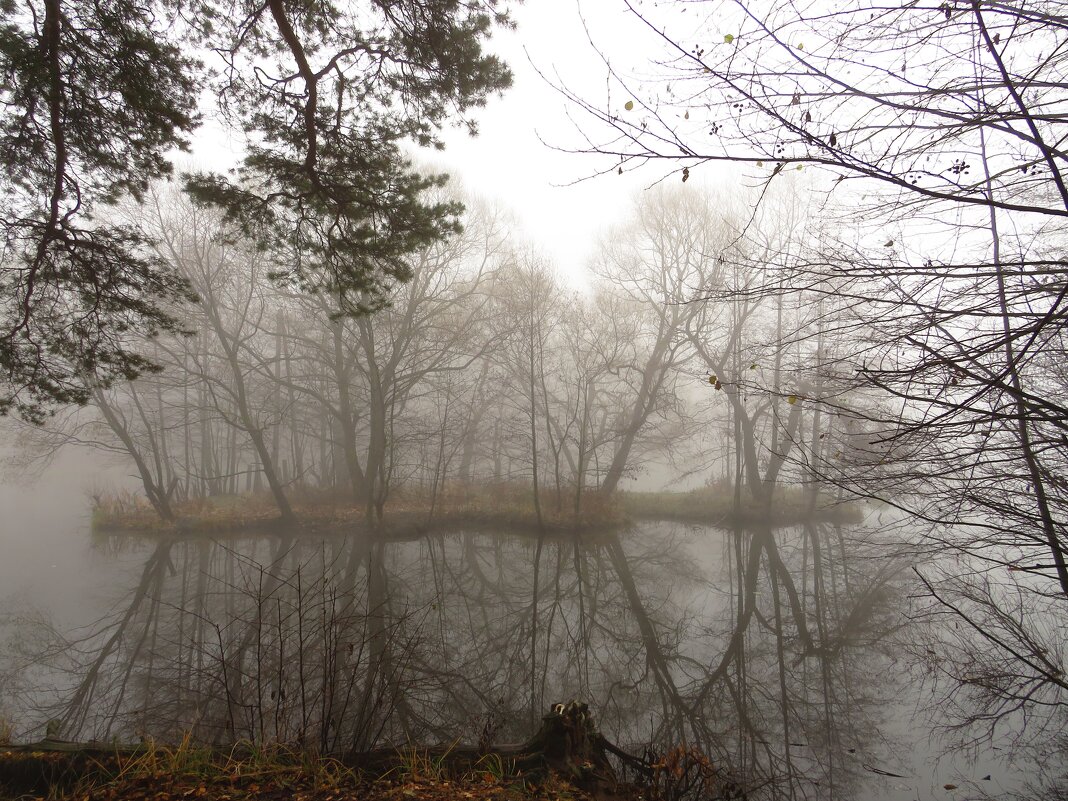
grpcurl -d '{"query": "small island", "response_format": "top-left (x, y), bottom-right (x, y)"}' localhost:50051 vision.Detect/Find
top-left (89, 481), bottom-right (863, 539)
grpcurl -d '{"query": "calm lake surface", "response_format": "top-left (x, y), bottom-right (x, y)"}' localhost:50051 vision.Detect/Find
top-left (0, 466), bottom-right (1027, 800)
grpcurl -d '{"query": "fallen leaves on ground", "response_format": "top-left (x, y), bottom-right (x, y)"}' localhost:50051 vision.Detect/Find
top-left (87, 776), bottom-right (590, 801)
top-left (1, 750), bottom-right (616, 801)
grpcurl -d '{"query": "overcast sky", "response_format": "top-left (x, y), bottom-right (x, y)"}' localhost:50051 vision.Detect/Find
top-left (429, 1), bottom-right (752, 285)
top-left (185, 2), bottom-right (744, 286)
top-left (429, 0), bottom-right (650, 283)
top-left (418, 1), bottom-right (748, 287)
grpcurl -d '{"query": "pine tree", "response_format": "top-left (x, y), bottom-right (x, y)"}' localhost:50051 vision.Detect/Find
top-left (0, 0), bottom-right (511, 421)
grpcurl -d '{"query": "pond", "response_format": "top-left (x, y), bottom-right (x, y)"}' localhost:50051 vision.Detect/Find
top-left (0, 466), bottom-right (1024, 800)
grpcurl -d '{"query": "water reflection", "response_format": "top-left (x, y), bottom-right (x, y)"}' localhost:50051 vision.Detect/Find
top-left (21, 521), bottom-right (913, 799)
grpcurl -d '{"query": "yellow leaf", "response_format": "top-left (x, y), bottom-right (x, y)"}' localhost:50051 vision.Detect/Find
top-left (724, 34), bottom-right (735, 44)
top-left (787, 395), bottom-right (798, 404)
top-left (624, 100), bottom-right (634, 111)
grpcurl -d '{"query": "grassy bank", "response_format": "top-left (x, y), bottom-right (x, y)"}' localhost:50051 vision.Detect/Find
top-left (0, 740), bottom-right (610, 801)
top-left (90, 481), bottom-right (864, 538)
top-left (90, 483), bottom-right (627, 538)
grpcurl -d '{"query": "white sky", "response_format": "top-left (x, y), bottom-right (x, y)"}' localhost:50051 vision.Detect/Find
top-left (427, 0), bottom-right (748, 284)
top-left (187, 1), bottom-right (743, 287)
top-left (430, 0), bottom-right (650, 282)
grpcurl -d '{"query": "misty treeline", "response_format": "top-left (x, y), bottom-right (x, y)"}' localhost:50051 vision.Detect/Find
top-left (17, 177), bottom-right (852, 526)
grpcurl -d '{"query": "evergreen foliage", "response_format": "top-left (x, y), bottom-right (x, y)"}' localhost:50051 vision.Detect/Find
top-left (0, 0), bottom-right (511, 421)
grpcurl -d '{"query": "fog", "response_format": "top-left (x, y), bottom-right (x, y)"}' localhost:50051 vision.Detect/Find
top-left (0, 496), bottom-right (1016, 800)
top-left (0, 448), bottom-right (137, 625)
top-left (3, 2), bottom-right (1068, 800)
top-left (0, 176), bottom-right (1058, 800)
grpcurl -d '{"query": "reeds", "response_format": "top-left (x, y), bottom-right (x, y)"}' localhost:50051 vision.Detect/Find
top-left (89, 481), bottom-right (628, 536)
top-left (90, 479), bottom-right (862, 537)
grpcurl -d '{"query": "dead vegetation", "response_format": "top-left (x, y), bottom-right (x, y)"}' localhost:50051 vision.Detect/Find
top-left (90, 480), bottom-right (860, 538)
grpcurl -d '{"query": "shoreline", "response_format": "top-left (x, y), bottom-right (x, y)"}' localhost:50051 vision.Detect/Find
top-left (90, 487), bottom-right (865, 540)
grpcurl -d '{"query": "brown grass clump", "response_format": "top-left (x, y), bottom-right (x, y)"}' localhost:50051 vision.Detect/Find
top-left (89, 481), bottom-right (627, 538)
top-left (90, 478), bottom-right (862, 538)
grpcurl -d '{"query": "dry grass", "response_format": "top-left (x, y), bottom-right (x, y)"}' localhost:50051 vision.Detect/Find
top-left (95, 734), bottom-right (359, 788)
top-left (90, 482), bottom-right (627, 537)
top-left (392, 482), bottom-right (626, 531)
top-left (0, 737), bottom-right (606, 801)
top-left (90, 479), bottom-right (862, 537)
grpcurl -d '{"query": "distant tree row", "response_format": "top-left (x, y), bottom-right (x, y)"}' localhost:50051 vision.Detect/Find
top-left (17, 177), bottom-right (856, 527)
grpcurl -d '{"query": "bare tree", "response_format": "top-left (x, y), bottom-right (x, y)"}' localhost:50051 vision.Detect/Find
top-left (564, 0), bottom-right (1068, 745)
top-left (590, 187), bottom-right (718, 493)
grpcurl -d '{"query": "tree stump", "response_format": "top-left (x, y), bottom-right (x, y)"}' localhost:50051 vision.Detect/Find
top-left (510, 700), bottom-right (618, 791)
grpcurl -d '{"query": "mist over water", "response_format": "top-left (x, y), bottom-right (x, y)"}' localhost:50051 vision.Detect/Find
top-left (0, 465), bottom-right (1025, 800)
top-left (1, 3), bottom-right (1067, 801)
top-left (1, 173), bottom-right (1061, 799)
top-left (0, 448), bottom-right (140, 628)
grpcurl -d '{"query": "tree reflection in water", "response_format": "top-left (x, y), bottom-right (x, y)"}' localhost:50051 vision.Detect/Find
top-left (26, 521), bottom-right (911, 799)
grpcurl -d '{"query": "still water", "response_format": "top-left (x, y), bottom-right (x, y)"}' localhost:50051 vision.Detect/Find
top-left (0, 473), bottom-right (1026, 800)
